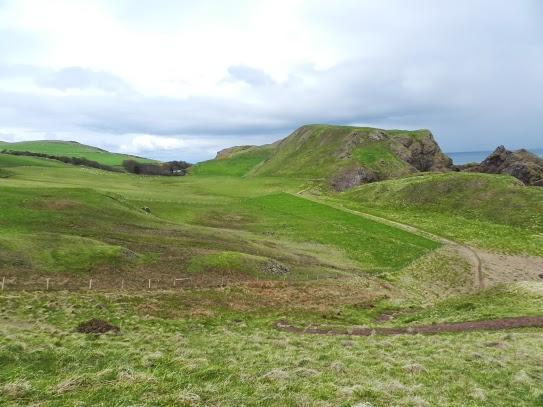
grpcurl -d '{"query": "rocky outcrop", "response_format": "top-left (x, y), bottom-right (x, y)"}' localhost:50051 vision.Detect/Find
top-left (330, 167), bottom-right (379, 191)
top-left (459, 146), bottom-right (543, 186)
top-left (331, 130), bottom-right (453, 191)
top-left (389, 131), bottom-right (453, 172)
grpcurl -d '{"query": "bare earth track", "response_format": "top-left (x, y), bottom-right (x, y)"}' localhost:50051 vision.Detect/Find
top-left (293, 191), bottom-right (485, 289)
top-left (275, 316), bottom-right (543, 336)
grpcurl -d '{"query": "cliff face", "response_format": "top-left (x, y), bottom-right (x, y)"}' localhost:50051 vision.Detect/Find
top-left (389, 132), bottom-right (453, 172)
top-left (459, 146), bottom-right (543, 186)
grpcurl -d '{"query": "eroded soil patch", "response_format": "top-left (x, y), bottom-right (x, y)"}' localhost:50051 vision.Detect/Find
top-left (275, 316), bottom-right (543, 336)
top-left (76, 319), bottom-right (120, 334)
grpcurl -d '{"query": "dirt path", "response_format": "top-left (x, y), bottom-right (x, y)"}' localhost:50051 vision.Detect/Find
top-left (292, 191), bottom-right (485, 290)
top-left (275, 316), bottom-right (543, 336)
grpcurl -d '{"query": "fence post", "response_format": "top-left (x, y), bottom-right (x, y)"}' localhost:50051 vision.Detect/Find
top-left (1, 277), bottom-right (4, 291)
top-left (89, 279), bottom-right (93, 290)
top-left (148, 279), bottom-right (151, 289)
top-left (46, 278), bottom-right (50, 290)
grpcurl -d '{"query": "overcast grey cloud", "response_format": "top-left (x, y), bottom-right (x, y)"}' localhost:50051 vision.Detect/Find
top-left (0, 0), bottom-right (541, 161)
top-left (36, 67), bottom-right (129, 92)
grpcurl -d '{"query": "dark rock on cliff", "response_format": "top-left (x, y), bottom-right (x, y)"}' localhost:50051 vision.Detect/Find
top-left (390, 131), bottom-right (453, 172)
top-left (460, 146), bottom-right (543, 186)
top-left (330, 167), bottom-right (379, 191)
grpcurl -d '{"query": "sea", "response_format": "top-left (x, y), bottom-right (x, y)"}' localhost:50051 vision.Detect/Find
top-left (446, 148), bottom-right (543, 165)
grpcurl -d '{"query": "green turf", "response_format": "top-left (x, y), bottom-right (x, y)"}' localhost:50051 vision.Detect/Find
top-left (191, 146), bottom-right (274, 176)
top-left (338, 172), bottom-right (543, 255)
top-left (0, 154), bottom-right (437, 278)
top-left (1, 140), bottom-right (157, 167)
top-left (251, 125), bottom-right (429, 179)
top-left (2, 284), bottom-right (543, 406)
top-left (2, 143), bottom-right (543, 406)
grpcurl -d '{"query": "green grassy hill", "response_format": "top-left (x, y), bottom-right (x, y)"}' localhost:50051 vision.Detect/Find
top-left (0, 140), bottom-right (157, 167)
top-left (339, 172), bottom-right (543, 254)
top-left (4, 145), bottom-right (543, 406)
top-left (192, 125), bottom-right (452, 189)
top-left (0, 152), bottom-right (437, 279)
top-left (191, 145), bottom-right (274, 176)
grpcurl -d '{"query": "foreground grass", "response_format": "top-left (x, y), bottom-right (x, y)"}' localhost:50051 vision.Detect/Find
top-left (2, 284), bottom-right (543, 406)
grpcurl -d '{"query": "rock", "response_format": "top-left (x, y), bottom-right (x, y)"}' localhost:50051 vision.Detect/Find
top-left (142, 207), bottom-right (151, 213)
top-left (261, 259), bottom-right (290, 275)
top-left (390, 131), bottom-right (453, 172)
top-left (330, 167), bottom-right (379, 191)
top-left (462, 146), bottom-right (543, 186)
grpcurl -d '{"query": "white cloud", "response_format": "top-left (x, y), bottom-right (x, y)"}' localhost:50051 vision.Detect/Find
top-left (0, 0), bottom-right (542, 160)
top-left (119, 134), bottom-right (213, 154)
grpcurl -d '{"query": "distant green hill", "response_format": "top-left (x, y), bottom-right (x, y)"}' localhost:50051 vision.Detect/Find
top-left (191, 145), bottom-right (275, 176)
top-left (0, 140), bottom-right (157, 167)
top-left (193, 124), bottom-right (452, 189)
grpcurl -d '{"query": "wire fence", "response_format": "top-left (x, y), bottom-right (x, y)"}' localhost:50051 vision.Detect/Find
top-left (0, 272), bottom-right (349, 292)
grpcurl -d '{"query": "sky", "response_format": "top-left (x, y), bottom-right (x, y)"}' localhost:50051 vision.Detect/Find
top-left (0, 0), bottom-right (542, 162)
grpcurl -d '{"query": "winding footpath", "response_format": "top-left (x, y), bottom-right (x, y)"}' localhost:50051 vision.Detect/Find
top-left (291, 190), bottom-right (485, 290)
top-left (272, 191), bottom-right (539, 337)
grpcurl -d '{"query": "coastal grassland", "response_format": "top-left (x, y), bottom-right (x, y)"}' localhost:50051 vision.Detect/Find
top-left (337, 172), bottom-right (543, 255)
top-left (0, 154), bottom-right (438, 279)
top-left (0, 140), bottom-right (156, 167)
top-left (2, 284), bottom-right (543, 406)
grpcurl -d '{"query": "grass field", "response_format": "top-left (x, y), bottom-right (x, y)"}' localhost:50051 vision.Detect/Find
top-left (0, 153), bottom-right (437, 281)
top-left (0, 140), bottom-right (157, 167)
top-left (2, 149), bottom-right (543, 405)
top-left (2, 282), bottom-right (543, 406)
top-left (337, 172), bottom-right (543, 255)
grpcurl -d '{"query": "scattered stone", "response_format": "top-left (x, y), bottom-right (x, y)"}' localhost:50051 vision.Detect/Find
top-left (75, 319), bottom-right (120, 335)
top-left (261, 259), bottom-right (290, 275)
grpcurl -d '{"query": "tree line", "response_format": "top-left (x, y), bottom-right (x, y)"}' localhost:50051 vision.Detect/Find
top-left (1, 149), bottom-right (122, 172)
top-left (1, 149), bottom-right (192, 176)
top-left (121, 160), bottom-right (191, 176)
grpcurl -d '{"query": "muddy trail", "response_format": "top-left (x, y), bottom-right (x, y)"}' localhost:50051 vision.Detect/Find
top-left (275, 316), bottom-right (543, 337)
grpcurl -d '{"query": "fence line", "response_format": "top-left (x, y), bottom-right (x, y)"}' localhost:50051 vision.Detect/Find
top-left (0, 273), bottom-right (348, 292)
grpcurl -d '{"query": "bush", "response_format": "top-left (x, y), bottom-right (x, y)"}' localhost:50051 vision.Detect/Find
top-left (122, 159), bottom-right (191, 176)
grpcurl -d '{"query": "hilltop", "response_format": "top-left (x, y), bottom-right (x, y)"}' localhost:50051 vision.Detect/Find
top-left (193, 124), bottom-right (452, 190)
top-left (0, 140), bottom-right (156, 167)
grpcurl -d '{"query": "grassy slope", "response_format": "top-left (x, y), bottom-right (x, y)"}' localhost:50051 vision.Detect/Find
top-left (0, 140), bottom-right (157, 167)
top-left (192, 125), bottom-right (432, 180)
top-left (339, 172), bottom-right (543, 255)
top-left (0, 153), bottom-right (436, 278)
top-left (252, 125), bottom-right (429, 179)
top-left (2, 284), bottom-right (543, 406)
top-left (191, 145), bottom-right (274, 176)
top-left (3, 154), bottom-right (543, 405)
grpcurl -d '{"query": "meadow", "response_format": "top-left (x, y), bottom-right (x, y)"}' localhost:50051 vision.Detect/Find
top-left (2, 152), bottom-right (543, 406)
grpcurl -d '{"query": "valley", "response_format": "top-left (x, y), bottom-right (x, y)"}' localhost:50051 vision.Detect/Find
top-left (1, 125), bottom-right (543, 406)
